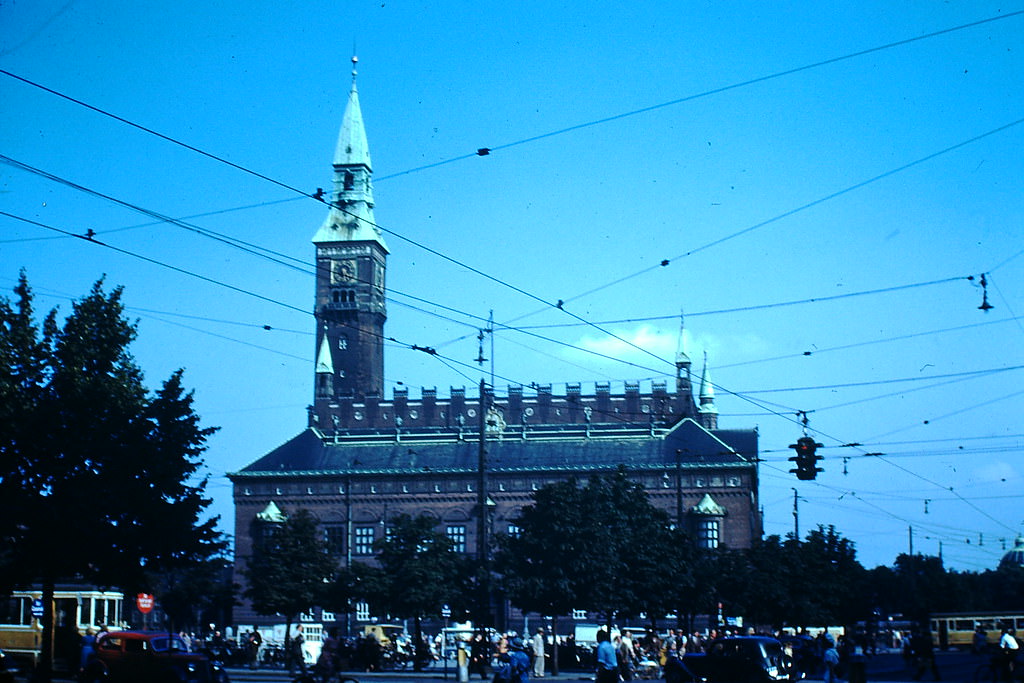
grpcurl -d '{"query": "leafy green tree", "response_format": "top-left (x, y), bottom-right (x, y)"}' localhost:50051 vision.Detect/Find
top-left (355, 513), bottom-right (468, 670)
top-left (497, 470), bottom-right (680, 671)
top-left (153, 555), bottom-right (236, 635)
top-left (244, 508), bottom-right (336, 670)
top-left (0, 274), bottom-right (224, 681)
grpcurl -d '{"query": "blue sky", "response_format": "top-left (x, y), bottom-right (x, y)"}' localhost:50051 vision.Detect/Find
top-left (2, 1), bottom-right (1022, 573)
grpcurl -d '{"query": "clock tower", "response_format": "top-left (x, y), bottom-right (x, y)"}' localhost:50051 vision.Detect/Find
top-left (312, 57), bottom-right (388, 415)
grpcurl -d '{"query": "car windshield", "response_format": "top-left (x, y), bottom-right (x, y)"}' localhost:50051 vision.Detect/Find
top-left (150, 636), bottom-right (189, 653)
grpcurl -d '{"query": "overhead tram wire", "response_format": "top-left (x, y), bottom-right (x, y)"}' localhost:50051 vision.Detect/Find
top-left (758, 459), bottom-right (1009, 561)
top-left (5, 15), bottom-right (1020, 367)
top-left (0, 195), bottom-right (305, 244)
top-left (0, 211), bottom-right (648, 425)
top-left (509, 277), bottom-right (977, 331)
top-left (0, 155), bottom-right (672, 376)
top-left (5, 10), bottom-right (1017, 195)
top-left (373, 9), bottom-right (1024, 181)
top-left (1, 211), bottom-right (311, 318)
top-left (473, 116), bottom-right (1024, 339)
top-left (7, 91), bottom-right (1021, 381)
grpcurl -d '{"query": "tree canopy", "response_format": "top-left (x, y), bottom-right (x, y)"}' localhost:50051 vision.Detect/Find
top-left (0, 273), bottom-right (224, 587)
top-left (0, 273), bottom-right (225, 680)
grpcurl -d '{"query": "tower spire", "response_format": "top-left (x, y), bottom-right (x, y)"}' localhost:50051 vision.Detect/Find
top-left (675, 308), bottom-right (693, 398)
top-left (698, 351), bottom-right (718, 429)
top-left (312, 55), bottom-right (387, 249)
top-left (312, 56), bottom-right (388, 413)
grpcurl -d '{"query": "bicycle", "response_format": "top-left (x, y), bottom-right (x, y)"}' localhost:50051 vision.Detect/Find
top-left (974, 651), bottom-right (1024, 683)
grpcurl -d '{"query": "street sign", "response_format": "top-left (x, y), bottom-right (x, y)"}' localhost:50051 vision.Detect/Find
top-left (31, 599), bottom-right (44, 618)
top-left (136, 593), bottom-right (154, 614)
top-left (441, 604), bottom-right (451, 618)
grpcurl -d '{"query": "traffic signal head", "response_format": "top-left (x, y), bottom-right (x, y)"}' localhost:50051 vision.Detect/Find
top-left (788, 436), bottom-right (824, 480)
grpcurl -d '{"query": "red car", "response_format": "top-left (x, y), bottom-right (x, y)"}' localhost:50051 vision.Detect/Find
top-left (81, 631), bottom-right (228, 683)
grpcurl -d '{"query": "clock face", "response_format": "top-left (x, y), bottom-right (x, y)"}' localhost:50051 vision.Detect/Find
top-left (332, 260), bottom-right (356, 284)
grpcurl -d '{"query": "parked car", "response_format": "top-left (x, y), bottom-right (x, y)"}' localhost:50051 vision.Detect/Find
top-left (0, 648), bottom-right (16, 683)
top-left (682, 636), bottom-right (794, 682)
top-left (80, 630), bottom-right (228, 683)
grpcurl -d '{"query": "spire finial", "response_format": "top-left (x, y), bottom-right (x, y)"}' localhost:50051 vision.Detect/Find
top-left (675, 307), bottom-right (691, 368)
top-left (351, 54), bottom-right (359, 82)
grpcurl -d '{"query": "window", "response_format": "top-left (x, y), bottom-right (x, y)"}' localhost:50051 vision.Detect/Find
top-left (506, 524), bottom-right (521, 538)
top-left (355, 601), bottom-right (370, 621)
top-left (354, 526), bottom-right (375, 555)
top-left (323, 526), bottom-right (345, 555)
top-left (698, 519), bottom-right (720, 549)
top-left (447, 525), bottom-right (467, 553)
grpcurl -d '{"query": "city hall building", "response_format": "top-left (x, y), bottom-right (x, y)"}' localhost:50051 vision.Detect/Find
top-left (229, 60), bottom-right (762, 632)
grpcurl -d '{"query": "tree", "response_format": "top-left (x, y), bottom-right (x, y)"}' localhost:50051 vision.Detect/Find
top-left (153, 554), bottom-right (236, 636)
top-left (354, 513), bottom-right (468, 670)
top-left (0, 274), bottom-right (224, 681)
top-left (497, 470), bottom-right (678, 672)
top-left (244, 508), bottom-right (336, 671)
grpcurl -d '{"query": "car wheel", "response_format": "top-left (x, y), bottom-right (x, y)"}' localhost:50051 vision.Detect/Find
top-left (78, 663), bottom-right (109, 683)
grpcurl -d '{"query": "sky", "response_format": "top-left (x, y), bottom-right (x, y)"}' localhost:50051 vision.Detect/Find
top-left (2, 1), bottom-right (1022, 574)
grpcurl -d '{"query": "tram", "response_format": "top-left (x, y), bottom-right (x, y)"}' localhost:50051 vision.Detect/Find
top-left (0, 586), bottom-right (123, 668)
top-left (929, 612), bottom-right (1024, 650)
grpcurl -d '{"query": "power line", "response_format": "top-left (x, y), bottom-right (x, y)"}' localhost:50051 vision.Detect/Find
top-left (374, 10), bottom-right (1024, 180)
top-left (0, 196), bottom-right (304, 244)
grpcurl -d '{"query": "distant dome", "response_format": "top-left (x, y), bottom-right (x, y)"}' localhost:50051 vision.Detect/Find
top-left (1000, 536), bottom-right (1024, 569)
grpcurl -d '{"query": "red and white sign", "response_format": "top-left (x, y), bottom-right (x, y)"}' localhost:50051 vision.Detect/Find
top-left (136, 593), bottom-right (154, 614)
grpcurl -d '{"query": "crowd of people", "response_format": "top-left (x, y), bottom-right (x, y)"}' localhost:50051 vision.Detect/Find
top-left (114, 619), bottom-right (1019, 683)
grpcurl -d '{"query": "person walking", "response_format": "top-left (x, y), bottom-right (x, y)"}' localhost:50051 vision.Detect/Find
top-left (910, 627), bottom-right (941, 681)
top-left (596, 629), bottom-right (618, 683)
top-left (509, 637), bottom-right (531, 683)
top-left (822, 634), bottom-right (841, 683)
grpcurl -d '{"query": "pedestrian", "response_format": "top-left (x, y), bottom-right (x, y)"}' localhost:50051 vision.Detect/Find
top-left (508, 637), bottom-right (531, 683)
top-left (79, 627), bottom-right (97, 673)
top-left (596, 629), bottom-right (618, 683)
top-left (531, 628), bottom-right (546, 678)
top-left (823, 633), bottom-right (841, 683)
top-left (974, 626), bottom-right (988, 655)
top-left (662, 645), bottom-right (691, 683)
top-left (246, 629), bottom-right (262, 669)
top-left (290, 630), bottom-right (307, 675)
top-left (1000, 627), bottom-right (1019, 679)
top-left (910, 627), bottom-right (940, 681)
top-left (617, 630), bottom-right (635, 682)
top-left (317, 627), bottom-right (341, 679)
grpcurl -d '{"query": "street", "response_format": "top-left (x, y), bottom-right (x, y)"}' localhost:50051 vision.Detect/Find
top-left (223, 649), bottom-right (985, 683)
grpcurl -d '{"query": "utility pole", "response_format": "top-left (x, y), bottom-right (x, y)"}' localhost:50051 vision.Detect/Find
top-left (792, 488), bottom-right (800, 541)
top-left (477, 378), bottom-right (491, 628)
top-left (675, 449), bottom-right (683, 527)
top-left (909, 525), bottom-right (914, 556)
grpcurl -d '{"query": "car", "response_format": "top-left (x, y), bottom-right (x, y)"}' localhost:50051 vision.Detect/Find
top-left (682, 636), bottom-right (794, 682)
top-left (0, 648), bottom-right (16, 683)
top-left (81, 630), bottom-right (228, 683)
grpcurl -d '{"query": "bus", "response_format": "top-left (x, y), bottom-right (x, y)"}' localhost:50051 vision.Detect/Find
top-left (0, 587), bottom-right (124, 669)
top-left (929, 612), bottom-right (1024, 651)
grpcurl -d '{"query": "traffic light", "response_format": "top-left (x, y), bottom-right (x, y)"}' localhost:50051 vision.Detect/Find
top-left (789, 436), bottom-right (823, 480)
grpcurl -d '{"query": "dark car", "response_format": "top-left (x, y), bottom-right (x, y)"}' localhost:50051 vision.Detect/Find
top-left (81, 631), bottom-right (228, 683)
top-left (0, 648), bottom-right (15, 683)
top-left (682, 636), bottom-right (793, 682)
